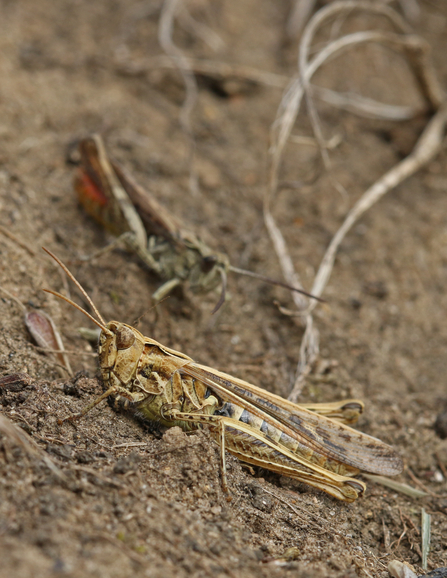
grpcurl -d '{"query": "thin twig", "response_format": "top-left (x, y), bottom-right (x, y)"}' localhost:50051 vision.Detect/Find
top-left (112, 442), bottom-right (147, 449)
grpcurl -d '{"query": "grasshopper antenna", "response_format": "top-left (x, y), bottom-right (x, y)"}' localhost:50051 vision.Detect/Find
top-left (42, 247), bottom-right (110, 333)
top-left (228, 265), bottom-right (325, 303)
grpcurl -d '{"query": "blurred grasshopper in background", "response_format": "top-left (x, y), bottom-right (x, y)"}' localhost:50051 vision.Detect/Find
top-left (74, 134), bottom-right (320, 311)
top-left (44, 248), bottom-right (403, 502)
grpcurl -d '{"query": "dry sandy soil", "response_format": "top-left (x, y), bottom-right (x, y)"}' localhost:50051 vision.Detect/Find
top-left (0, 1), bottom-right (447, 577)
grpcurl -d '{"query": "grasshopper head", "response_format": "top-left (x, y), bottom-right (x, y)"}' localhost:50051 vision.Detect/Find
top-left (98, 322), bottom-right (145, 387)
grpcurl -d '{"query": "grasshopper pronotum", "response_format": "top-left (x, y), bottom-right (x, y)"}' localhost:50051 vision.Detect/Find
top-left (74, 134), bottom-right (321, 311)
top-left (44, 248), bottom-right (403, 502)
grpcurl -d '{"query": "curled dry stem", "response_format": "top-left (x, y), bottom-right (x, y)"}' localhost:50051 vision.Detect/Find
top-left (117, 55), bottom-right (422, 120)
top-left (264, 0), bottom-right (446, 399)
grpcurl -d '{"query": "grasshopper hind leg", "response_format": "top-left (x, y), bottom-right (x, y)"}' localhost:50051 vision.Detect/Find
top-left (166, 410), bottom-right (365, 502)
top-left (152, 277), bottom-right (182, 303)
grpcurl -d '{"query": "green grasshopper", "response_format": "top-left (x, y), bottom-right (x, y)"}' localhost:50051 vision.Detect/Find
top-left (44, 248), bottom-right (403, 502)
top-left (74, 134), bottom-right (320, 311)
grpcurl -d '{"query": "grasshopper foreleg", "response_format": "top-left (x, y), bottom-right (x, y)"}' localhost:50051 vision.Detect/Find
top-left (152, 278), bottom-right (182, 303)
top-left (59, 385), bottom-right (136, 425)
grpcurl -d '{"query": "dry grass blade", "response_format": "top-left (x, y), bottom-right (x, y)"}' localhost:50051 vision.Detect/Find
top-left (421, 508), bottom-right (431, 570)
top-left (362, 474), bottom-right (427, 498)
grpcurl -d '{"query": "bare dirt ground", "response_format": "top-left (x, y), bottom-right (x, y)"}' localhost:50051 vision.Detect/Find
top-left (0, 1), bottom-right (447, 577)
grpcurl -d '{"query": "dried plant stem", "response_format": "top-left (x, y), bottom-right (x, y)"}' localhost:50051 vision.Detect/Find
top-left (289, 103), bottom-right (447, 400)
top-left (311, 85), bottom-right (419, 120)
top-left (177, 6), bottom-right (223, 52)
top-left (117, 55), bottom-right (422, 120)
top-left (266, 30), bottom-right (423, 313)
top-left (300, 31), bottom-right (443, 173)
top-left (264, 1), bottom-right (446, 399)
top-left (264, 0), bottom-right (446, 401)
top-left (287, 0), bottom-right (421, 39)
top-left (309, 104), bottom-right (447, 304)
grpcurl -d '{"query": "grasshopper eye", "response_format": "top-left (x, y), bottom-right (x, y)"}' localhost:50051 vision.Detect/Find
top-left (115, 326), bottom-right (135, 350)
top-left (201, 256), bottom-right (217, 274)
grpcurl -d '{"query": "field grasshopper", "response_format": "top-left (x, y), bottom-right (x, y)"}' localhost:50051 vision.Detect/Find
top-left (44, 248), bottom-right (403, 502)
top-left (74, 134), bottom-right (320, 311)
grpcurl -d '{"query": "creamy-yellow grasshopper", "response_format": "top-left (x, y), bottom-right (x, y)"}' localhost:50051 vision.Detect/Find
top-left (74, 134), bottom-right (321, 312)
top-left (44, 248), bottom-right (403, 502)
